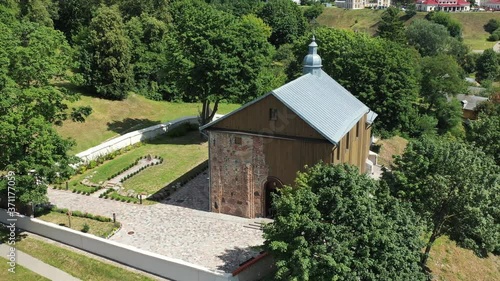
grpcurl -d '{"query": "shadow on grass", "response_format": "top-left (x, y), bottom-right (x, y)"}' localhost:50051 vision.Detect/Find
top-left (145, 129), bottom-right (205, 146)
top-left (107, 118), bottom-right (162, 135)
top-left (216, 246), bottom-right (262, 273)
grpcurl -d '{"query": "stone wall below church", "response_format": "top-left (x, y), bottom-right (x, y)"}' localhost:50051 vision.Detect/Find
top-left (209, 132), bottom-right (268, 218)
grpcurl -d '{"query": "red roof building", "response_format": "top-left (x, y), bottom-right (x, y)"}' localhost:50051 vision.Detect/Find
top-left (416, 0), bottom-right (471, 11)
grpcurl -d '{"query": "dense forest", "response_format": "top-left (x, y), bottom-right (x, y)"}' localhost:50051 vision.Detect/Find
top-left (0, 0), bottom-right (499, 280)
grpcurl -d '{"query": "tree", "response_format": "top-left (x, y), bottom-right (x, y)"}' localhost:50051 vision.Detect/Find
top-left (382, 137), bottom-right (500, 268)
top-left (125, 14), bottom-right (175, 100)
top-left (171, 0), bottom-right (275, 125)
top-left (377, 6), bottom-right (406, 44)
top-left (77, 5), bottom-right (133, 100)
top-left (206, 0), bottom-right (263, 16)
top-left (476, 48), bottom-right (499, 82)
top-left (53, 0), bottom-right (104, 42)
top-left (303, 3), bottom-right (324, 22)
top-left (484, 19), bottom-right (500, 34)
top-left (419, 54), bottom-right (466, 135)
top-left (0, 20), bottom-right (91, 208)
top-left (420, 54), bottom-right (467, 110)
top-left (426, 11), bottom-right (462, 38)
top-left (467, 114), bottom-right (500, 165)
top-left (406, 19), bottom-right (464, 57)
top-left (288, 28), bottom-right (421, 136)
top-left (19, 0), bottom-right (57, 27)
top-left (264, 163), bottom-right (426, 281)
top-left (117, 0), bottom-right (170, 21)
top-left (257, 0), bottom-right (307, 47)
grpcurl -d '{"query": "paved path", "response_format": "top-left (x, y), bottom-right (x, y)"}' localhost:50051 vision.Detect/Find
top-left (0, 243), bottom-right (81, 281)
top-left (48, 174), bottom-right (268, 273)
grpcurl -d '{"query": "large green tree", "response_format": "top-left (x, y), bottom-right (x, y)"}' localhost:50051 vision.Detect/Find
top-left (257, 0), bottom-right (307, 47)
top-left (475, 48), bottom-right (499, 82)
top-left (206, 0), bottom-right (263, 16)
top-left (467, 114), bottom-right (500, 165)
top-left (171, 0), bottom-right (275, 124)
top-left (77, 5), bottom-right (134, 100)
top-left (426, 11), bottom-right (462, 38)
top-left (0, 19), bottom-right (91, 207)
top-left (126, 13), bottom-right (175, 101)
top-left (406, 19), bottom-right (465, 58)
top-left (382, 137), bottom-right (500, 268)
top-left (264, 163), bottom-right (426, 281)
top-left (289, 28), bottom-right (420, 136)
top-left (53, 0), bottom-right (104, 42)
top-left (377, 6), bottom-right (406, 44)
top-left (420, 54), bottom-right (466, 135)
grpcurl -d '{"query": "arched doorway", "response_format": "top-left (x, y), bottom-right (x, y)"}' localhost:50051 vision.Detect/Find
top-left (264, 177), bottom-right (283, 218)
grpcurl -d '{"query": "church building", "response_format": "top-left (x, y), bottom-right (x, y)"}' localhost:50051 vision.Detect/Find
top-left (200, 38), bottom-right (377, 218)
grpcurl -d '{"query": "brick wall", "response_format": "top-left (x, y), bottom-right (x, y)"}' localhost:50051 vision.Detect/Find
top-left (209, 132), bottom-right (269, 218)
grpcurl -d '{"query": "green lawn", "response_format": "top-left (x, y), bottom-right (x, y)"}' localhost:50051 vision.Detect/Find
top-left (56, 93), bottom-right (239, 154)
top-left (36, 211), bottom-right (118, 238)
top-left (12, 237), bottom-right (156, 281)
top-left (68, 131), bottom-right (207, 196)
top-left (0, 257), bottom-right (50, 281)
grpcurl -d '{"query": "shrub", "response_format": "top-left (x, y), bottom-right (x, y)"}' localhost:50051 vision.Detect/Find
top-left (72, 211), bottom-right (83, 217)
top-left (81, 223), bottom-right (90, 233)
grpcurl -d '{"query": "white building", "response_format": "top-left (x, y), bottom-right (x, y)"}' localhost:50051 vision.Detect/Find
top-left (416, 0), bottom-right (471, 12)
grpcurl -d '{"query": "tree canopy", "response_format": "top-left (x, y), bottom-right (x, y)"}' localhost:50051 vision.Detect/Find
top-left (76, 5), bottom-right (134, 100)
top-left (264, 163), bottom-right (426, 281)
top-left (377, 6), bottom-right (406, 44)
top-left (257, 0), bottom-right (307, 47)
top-left (0, 19), bottom-right (91, 206)
top-left (382, 137), bottom-right (500, 267)
top-left (170, 0), bottom-right (275, 124)
top-left (289, 28), bottom-right (421, 136)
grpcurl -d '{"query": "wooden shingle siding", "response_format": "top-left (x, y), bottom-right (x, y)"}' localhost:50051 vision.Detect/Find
top-left (213, 95), bottom-right (326, 141)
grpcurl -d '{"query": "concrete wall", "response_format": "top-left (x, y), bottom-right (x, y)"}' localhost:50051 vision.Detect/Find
top-left (0, 210), bottom-right (235, 281)
top-left (76, 116), bottom-right (198, 163)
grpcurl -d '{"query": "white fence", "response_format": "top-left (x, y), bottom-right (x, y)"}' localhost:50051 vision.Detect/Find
top-left (76, 116), bottom-right (199, 163)
top-left (0, 210), bottom-right (235, 281)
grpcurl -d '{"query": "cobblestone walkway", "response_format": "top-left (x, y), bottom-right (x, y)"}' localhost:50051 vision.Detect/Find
top-left (47, 175), bottom-right (267, 273)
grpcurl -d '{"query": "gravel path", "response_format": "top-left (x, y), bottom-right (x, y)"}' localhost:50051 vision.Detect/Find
top-left (47, 174), bottom-right (268, 273)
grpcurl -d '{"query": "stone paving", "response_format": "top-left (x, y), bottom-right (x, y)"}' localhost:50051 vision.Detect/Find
top-left (47, 172), bottom-right (269, 273)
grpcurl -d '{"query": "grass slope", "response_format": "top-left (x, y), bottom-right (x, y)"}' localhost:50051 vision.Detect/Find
top-left (428, 236), bottom-right (500, 281)
top-left (0, 257), bottom-right (50, 281)
top-left (317, 8), bottom-right (500, 50)
top-left (14, 237), bottom-right (156, 281)
top-left (57, 93), bottom-right (238, 153)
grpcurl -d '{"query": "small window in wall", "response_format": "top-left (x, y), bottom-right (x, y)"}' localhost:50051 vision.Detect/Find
top-left (346, 132), bottom-right (350, 150)
top-left (234, 136), bottom-right (242, 145)
top-left (356, 122), bottom-right (360, 138)
top-left (269, 108), bottom-right (278, 121)
top-left (337, 141), bottom-right (341, 161)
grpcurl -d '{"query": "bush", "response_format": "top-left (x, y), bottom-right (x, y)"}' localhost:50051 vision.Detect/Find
top-left (72, 211), bottom-right (83, 217)
top-left (488, 31), bottom-right (500, 42)
top-left (81, 223), bottom-right (90, 233)
top-left (88, 160), bottom-right (98, 169)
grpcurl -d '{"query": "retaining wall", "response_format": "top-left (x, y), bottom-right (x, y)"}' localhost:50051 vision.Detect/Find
top-left (0, 210), bottom-right (234, 281)
top-left (76, 116), bottom-right (198, 163)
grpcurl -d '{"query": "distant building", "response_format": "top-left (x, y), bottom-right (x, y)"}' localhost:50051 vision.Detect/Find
top-left (336, 0), bottom-right (390, 9)
top-left (416, 0), bottom-right (471, 11)
top-left (483, 0), bottom-right (500, 10)
top-left (201, 38), bottom-right (377, 218)
top-left (456, 94), bottom-right (488, 120)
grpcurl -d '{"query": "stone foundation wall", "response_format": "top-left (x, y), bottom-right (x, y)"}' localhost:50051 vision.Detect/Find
top-left (209, 132), bottom-right (268, 218)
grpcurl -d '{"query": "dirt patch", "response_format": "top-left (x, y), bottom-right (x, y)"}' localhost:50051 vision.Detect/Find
top-left (376, 136), bottom-right (409, 168)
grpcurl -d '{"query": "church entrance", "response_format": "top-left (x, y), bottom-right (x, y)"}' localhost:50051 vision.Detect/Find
top-left (264, 177), bottom-right (283, 218)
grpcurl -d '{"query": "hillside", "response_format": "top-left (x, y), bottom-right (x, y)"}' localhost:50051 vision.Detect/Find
top-left (317, 8), bottom-right (500, 50)
top-left (56, 94), bottom-right (238, 153)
